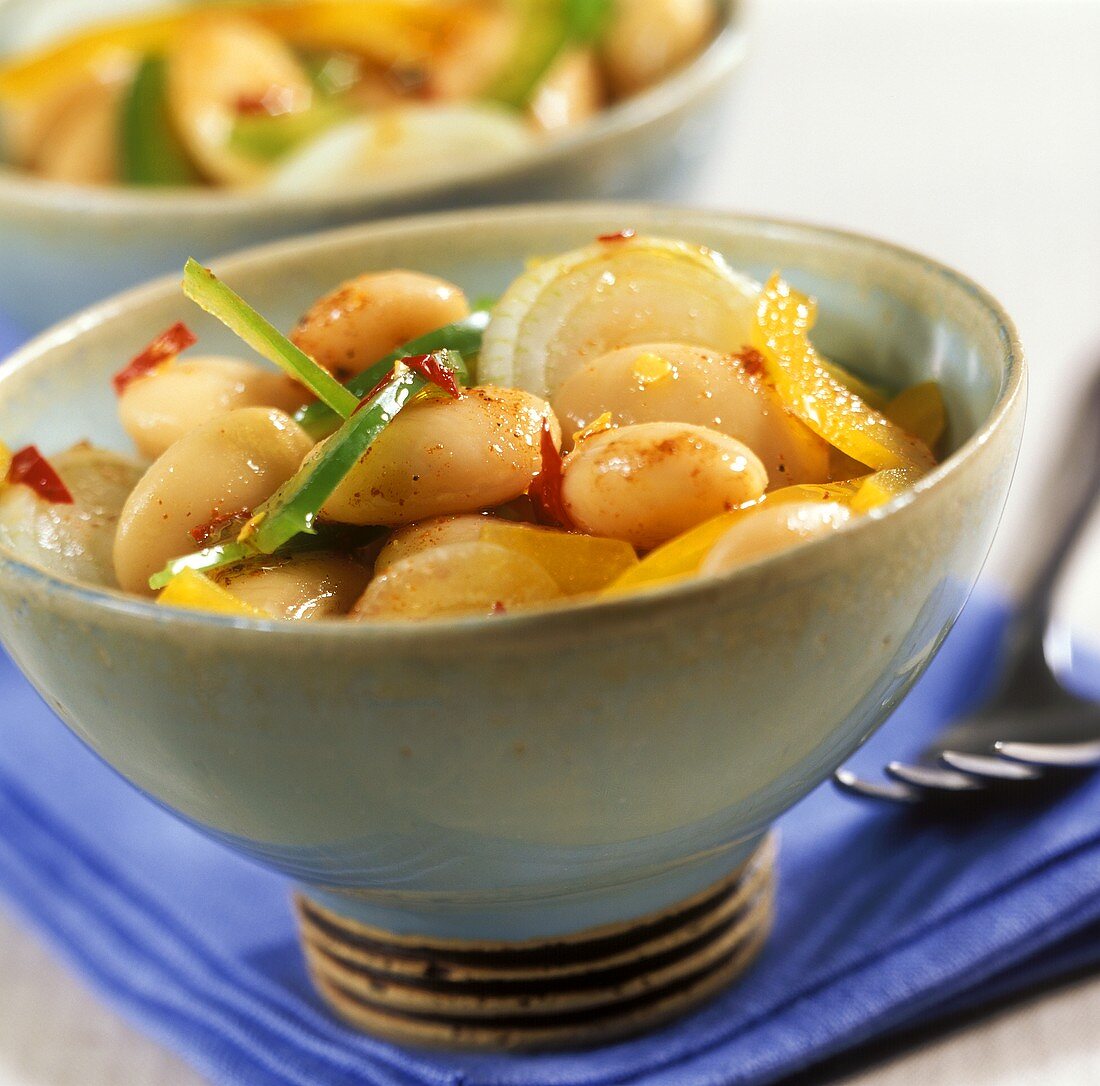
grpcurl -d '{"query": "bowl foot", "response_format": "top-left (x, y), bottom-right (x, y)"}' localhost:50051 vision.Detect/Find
top-left (294, 835), bottom-right (775, 1050)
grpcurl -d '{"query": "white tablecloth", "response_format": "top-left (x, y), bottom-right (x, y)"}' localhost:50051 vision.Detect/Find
top-left (2, 0), bottom-right (1099, 1082)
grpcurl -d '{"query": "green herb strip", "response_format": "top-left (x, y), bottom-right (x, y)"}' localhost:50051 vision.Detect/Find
top-left (119, 55), bottom-right (201, 186)
top-left (148, 352), bottom-right (461, 589)
top-left (148, 542), bottom-right (254, 590)
top-left (228, 100), bottom-right (352, 162)
top-left (182, 259), bottom-right (360, 419)
top-left (295, 311), bottom-right (487, 439)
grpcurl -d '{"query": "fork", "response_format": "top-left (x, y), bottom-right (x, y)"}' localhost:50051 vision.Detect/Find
top-left (834, 368), bottom-right (1100, 804)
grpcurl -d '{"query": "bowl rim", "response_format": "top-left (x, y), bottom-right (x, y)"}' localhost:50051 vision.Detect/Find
top-left (0, 0), bottom-right (746, 218)
top-left (0, 201), bottom-right (1026, 641)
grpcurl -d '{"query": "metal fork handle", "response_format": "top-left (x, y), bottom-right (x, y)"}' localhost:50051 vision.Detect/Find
top-left (996, 366), bottom-right (1100, 699)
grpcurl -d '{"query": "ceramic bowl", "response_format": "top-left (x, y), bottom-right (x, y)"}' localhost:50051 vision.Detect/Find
top-left (0, 0), bottom-right (746, 331)
top-left (0, 204), bottom-right (1025, 957)
top-left (0, 203), bottom-right (1026, 1043)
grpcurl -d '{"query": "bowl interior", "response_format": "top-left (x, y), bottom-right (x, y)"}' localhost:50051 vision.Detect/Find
top-left (0, 205), bottom-right (1024, 939)
top-left (0, 204), bottom-right (1008, 470)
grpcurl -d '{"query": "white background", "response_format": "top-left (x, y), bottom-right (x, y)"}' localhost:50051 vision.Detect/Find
top-left (2, 0), bottom-right (1100, 1083)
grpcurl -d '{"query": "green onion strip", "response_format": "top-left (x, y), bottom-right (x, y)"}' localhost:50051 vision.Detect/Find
top-left (182, 258), bottom-right (360, 419)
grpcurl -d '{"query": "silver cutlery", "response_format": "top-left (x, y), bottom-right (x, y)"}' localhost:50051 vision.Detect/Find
top-left (834, 368), bottom-right (1100, 804)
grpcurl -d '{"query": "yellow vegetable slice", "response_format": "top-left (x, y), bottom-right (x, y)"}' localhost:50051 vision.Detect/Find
top-left (850, 467), bottom-right (925, 513)
top-left (818, 359), bottom-right (888, 410)
top-left (0, 1), bottom-right (492, 104)
top-left (479, 521), bottom-right (637, 595)
top-left (156, 567), bottom-right (271, 619)
top-left (765, 480), bottom-right (866, 505)
top-left (0, 12), bottom-right (185, 102)
top-left (752, 274), bottom-right (936, 473)
top-left (479, 234), bottom-right (761, 400)
top-left (604, 479), bottom-right (867, 596)
top-left (603, 509), bottom-right (748, 595)
top-left (884, 381), bottom-right (947, 450)
top-left (0, 440), bottom-right (11, 485)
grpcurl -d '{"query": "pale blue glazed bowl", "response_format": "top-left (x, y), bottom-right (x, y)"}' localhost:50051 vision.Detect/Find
top-left (0, 204), bottom-right (1024, 941)
top-left (0, 0), bottom-right (745, 330)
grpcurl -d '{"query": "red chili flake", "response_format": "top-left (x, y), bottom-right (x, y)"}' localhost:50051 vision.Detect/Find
top-left (113, 322), bottom-right (197, 394)
top-left (7, 446), bottom-right (73, 504)
top-left (597, 228), bottom-right (636, 243)
top-left (734, 347), bottom-right (767, 378)
top-left (234, 85), bottom-right (298, 117)
top-left (401, 352), bottom-right (460, 398)
top-left (491, 600), bottom-right (507, 615)
top-left (527, 420), bottom-right (571, 529)
top-left (189, 508), bottom-right (250, 548)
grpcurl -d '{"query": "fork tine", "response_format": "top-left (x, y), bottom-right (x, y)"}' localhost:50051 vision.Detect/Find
top-left (939, 750), bottom-right (1043, 780)
top-left (995, 739), bottom-right (1100, 768)
top-left (886, 761), bottom-right (986, 791)
top-left (833, 768), bottom-right (923, 803)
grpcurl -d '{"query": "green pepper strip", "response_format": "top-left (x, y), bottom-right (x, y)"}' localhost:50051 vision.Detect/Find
top-left (228, 100), bottom-right (352, 162)
top-left (485, 0), bottom-right (613, 108)
top-left (119, 55), bottom-right (201, 186)
top-left (148, 542), bottom-right (254, 589)
top-left (148, 351), bottom-right (462, 590)
top-left (295, 310), bottom-right (488, 439)
top-left (182, 259), bottom-right (360, 420)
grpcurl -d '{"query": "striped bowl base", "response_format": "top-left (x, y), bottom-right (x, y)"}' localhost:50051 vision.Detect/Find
top-left (295, 836), bottom-right (776, 1051)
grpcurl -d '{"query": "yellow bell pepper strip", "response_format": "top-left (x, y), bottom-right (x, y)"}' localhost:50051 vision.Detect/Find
top-left (817, 358), bottom-right (888, 410)
top-left (0, 2), bottom-right (491, 105)
top-left (120, 54), bottom-right (202, 185)
top-left (257, 1), bottom-right (496, 65)
top-left (479, 520), bottom-right (637, 595)
top-left (883, 381), bottom-right (947, 450)
top-left (766, 479), bottom-right (866, 505)
top-left (752, 274), bottom-right (936, 473)
top-left (295, 310), bottom-right (485, 440)
top-left (604, 508), bottom-right (750, 595)
top-left (156, 568), bottom-right (272, 618)
top-left (0, 11), bottom-right (186, 103)
top-left (603, 479), bottom-right (868, 596)
top-left (182, 258), bottom-right (360, 420)
top-left (851, 467), bottom-right (926, 513)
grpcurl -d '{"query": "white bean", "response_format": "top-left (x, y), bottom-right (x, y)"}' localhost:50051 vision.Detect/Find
top-left (0, 444), bottom-right (143, 587)
top-left (552, 342), bottom-right (832, 486)
top-left (214, 551), bottom-right (370, 620)
top-left (320, 386), bottom-right (558, 527)
top-left (291, 271), bottom-right (469, 380)
top-left (32, 78), bottom-right (121, 184)
top-left (113, 407), bottom-right (312, 594)
top-left (561, 421), bottom-right (767, 549)
top-left (415, 6), bottom-right (518, 100)
top-left (528, 49), bottom-right (606, 133)
top-left (700, 501), bottom-right (853, 576)
top-left (374, 514), bottom-right (489, 573)
top-left (167, 15), bottom-right (313, 185)
top-left (353, 541), bottom-right (560, 621)
top-left (118, 356), bottom-right (305, 460)
top-left (601, 0), bottom-right (715, 96)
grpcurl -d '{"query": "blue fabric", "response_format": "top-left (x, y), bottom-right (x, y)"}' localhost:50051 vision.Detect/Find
top-left (3, 315), bottom-right (1100, 1083)
top-left (3, 593), bottom-right (1100, 1086)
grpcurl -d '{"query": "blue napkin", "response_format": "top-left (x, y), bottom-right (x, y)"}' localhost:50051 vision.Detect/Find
top-left (2, 592), bottom-right (1100, 1086)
